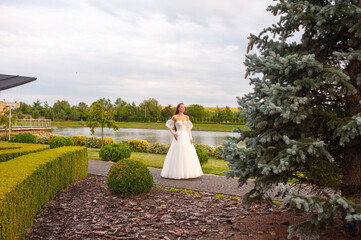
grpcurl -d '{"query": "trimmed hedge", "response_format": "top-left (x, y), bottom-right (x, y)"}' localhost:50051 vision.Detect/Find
top-left (71, 135), bottom-right (87, 146)
top-left (212, 145), bottom-right (224, 159)
top-left (48, 134), bottom-right (61, 142)
top-left (128, 139), bottom-right (149, 152)
top-left (195, 147), bottom-right (210, 166)
top-left (0, 143), bottom-right (49, 163)
top-left (194, 143), bottom-right (213, 157)
top-left (84, 137), bottom-right (101, 148)
top-left (9, 133), bottom-right (37, 144)
top-left (147, 142), bottom-right (168, 154)
top-left (99, 143), bottom-right (131, 162)
top-left (0, 146), bottom-right (88, 240)
top-left (49, 137), bottom-right (74, 149)
top-left (97, 137), bottom-right (116, 148)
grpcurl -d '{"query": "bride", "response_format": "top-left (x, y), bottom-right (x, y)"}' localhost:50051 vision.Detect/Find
top-left (161, 103), bottom-right (203, 179)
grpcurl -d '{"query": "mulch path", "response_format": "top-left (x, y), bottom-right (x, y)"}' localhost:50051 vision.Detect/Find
top-left (25, 175), bottom-right (353, 240)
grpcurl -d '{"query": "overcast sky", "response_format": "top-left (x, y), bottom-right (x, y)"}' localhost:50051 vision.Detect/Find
top-left (0, 0), bottom-right (276, 107)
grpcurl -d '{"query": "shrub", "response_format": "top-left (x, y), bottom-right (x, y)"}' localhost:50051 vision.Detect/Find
top-left (0, 146), bottom-right (87, 240)
top-left (212, 145), bottom-right (224, 159)
top-left (48, 134), bottom-right (61, 142)
top-left (99, 143), bottom-right (131, 162)
top-left (84, 137), bottom-right (101, 148)
top-left (0, 142), bottom-right (49, 163)
top-left (147, 142), bottom-right (168, 154)
top-left (9, 133), bottom-right (36, 144)
top-left (33, 134), bottom-right (40, 139)
top-left (71, 135), bottom-right (87, 146)
top-left (194, 143), bottom-right (213, 157)
top-left (195, 147), bottom-right (209, 166)
top-left (0, 134), bottom-right (8, 141)
top-left (128, 139), bottom-right (149, 152)
top-left (37, 136), bottom-right (49, 144)
top-left (49, 137), bottom-right (74, 149)
top-left (107, 159), bottom-right (153, 195)
top-left (97, 137), bottom-right (116, 148)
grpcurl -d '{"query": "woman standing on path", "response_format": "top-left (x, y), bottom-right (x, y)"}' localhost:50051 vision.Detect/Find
top-left (161, 103), bottom-right (203, 179)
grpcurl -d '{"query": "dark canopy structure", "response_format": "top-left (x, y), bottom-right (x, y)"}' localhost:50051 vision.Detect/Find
top-left (0, 74), bottom-right (37, 91)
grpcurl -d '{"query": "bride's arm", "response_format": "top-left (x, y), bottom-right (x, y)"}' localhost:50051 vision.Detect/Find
top-left (166, 116), bottom-right (178, 140)
top-left (186, 117), bottom-right (193, 144)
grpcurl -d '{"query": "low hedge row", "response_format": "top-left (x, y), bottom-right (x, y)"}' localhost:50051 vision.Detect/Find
top-left (0, 146), bottom-right (88, 240)
top-left (0, 143), bottom-right (49, 163)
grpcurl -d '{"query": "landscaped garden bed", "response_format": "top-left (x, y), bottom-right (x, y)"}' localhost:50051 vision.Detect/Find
top-left (25, 175), bottom-right (351, 240)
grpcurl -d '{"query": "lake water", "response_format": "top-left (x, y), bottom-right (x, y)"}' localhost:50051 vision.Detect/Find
top-left (51, 127), bottom-right (240, 147)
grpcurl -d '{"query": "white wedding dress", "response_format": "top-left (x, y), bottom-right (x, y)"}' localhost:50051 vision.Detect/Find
top-left (161, 119), bottom-right (203, 179)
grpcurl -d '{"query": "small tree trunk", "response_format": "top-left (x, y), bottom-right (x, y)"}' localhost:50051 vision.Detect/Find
top-left (101, 127), bottom-right (104, 148)
top-left (342, 137), bottom-right (361, 198)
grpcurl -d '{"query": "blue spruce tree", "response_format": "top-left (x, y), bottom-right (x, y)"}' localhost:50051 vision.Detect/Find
top-left (222, 0), bottom-right (361, 239)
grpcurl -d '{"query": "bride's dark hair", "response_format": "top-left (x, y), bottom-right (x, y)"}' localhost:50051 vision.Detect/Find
top-left (175, 103), bottom-right (186, 115)
top-left (174, 103), bottom-right (188, 132)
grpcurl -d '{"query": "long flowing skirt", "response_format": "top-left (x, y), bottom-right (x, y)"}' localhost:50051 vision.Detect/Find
top-left (161, 130), bottom-right (203, 179)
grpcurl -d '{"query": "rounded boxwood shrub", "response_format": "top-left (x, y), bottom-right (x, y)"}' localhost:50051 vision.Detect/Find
top-left (194, 143), bottom-right (213, 157)
top-left (99, 143), bottom-right (131, 162)
top-left (9, 133), bottom-right (36, 143)
top-left (107, 159), bottom-right (153, 195)
top-left (71, 135), bottom-right (87, 146)
top-left (37, 136), bottom-right (49, 144)
top-left (128, 139), bottom-right (149, 152)
top-left (97, 137), bottom-right (116, 148)
top-left (84, 137), bottom-right (101, 148)
top-left (49, 136), bottom-right (74, 149)
top-left (147, 142), bottom-right (168, 154)
top-left (195, 147), bottom-right (209, 166)
top-left (212, 145), bottom-right (225, 159)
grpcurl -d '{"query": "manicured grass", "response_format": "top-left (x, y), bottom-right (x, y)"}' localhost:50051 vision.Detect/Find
top-left (51, 121), bottom-right (247, 132)
top-left (87, 148), bottom-right (229, 176)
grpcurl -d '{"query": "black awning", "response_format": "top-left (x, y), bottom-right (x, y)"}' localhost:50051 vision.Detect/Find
top-left (0, 74), bottom-right (37, 91)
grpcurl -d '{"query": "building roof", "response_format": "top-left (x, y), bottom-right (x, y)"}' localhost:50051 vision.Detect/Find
top-left (0, 74), bottom-right (37, 91)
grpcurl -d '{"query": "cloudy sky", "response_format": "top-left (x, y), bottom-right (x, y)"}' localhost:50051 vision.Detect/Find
top-left (0, 0), bottom-right (276, 107)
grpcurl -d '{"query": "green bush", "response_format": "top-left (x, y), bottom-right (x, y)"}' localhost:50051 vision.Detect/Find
top-left (0, 146), bottom-right (87, 240)
top-left (0, 134), bottom-right (8, 141)
top-left (99, 143), bottom-right (131, 162)
top-left (212, 145), bottom-right (224, 159)
top-left (147, 142), bottom-right (168, 154)
top-left (49, 137), bottom-right (74, 149)
top-left (9, 133), bottom-right (36, 144)
top-left (37, 136), bottom-right (49, 144)
top-left (84, 137), bottom-right (101, 148)
top-left (194, 143), bottom-right (213, 157)
top-left (195, 147), bottom-right (209, 166)
top-left (71, 135), bottom-right (87, 146)
top-left (48, 134), bottom-right (61, 142)
top-left (0, 143), bottom-right (49, 163)
top-left (128, 139), bottom-right (149, 152)
top-left (97, 137), bottom-right (116, 148)
top-left (107, 159), bottom-right (153, 195)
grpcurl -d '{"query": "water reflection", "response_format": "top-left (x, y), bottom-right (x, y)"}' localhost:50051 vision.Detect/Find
top-left (51, 127), bottom-right (240, 147)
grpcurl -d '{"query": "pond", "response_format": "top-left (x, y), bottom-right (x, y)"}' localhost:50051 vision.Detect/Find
top-left (51, 127), bottom-right (240, 147)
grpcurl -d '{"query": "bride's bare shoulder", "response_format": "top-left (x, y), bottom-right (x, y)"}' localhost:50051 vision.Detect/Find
top-left (171, 115), bottom-right (177, 121)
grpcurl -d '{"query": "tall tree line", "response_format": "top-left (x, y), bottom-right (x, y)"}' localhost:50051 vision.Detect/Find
top-left (13, 98), bottom-right (246, 123)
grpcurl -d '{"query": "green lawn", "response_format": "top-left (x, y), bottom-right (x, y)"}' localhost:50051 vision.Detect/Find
top-left (51, 121), bottom-right (247, 132)
top-left (87, 148), bottom-right (229, 176)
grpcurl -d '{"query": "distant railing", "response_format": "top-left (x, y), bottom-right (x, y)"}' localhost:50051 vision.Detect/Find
top-left (14, 119), bottom-right (51, 128)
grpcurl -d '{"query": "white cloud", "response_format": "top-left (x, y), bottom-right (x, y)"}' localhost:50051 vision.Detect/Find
top-left (0, 0), bottom-right (276, 107)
